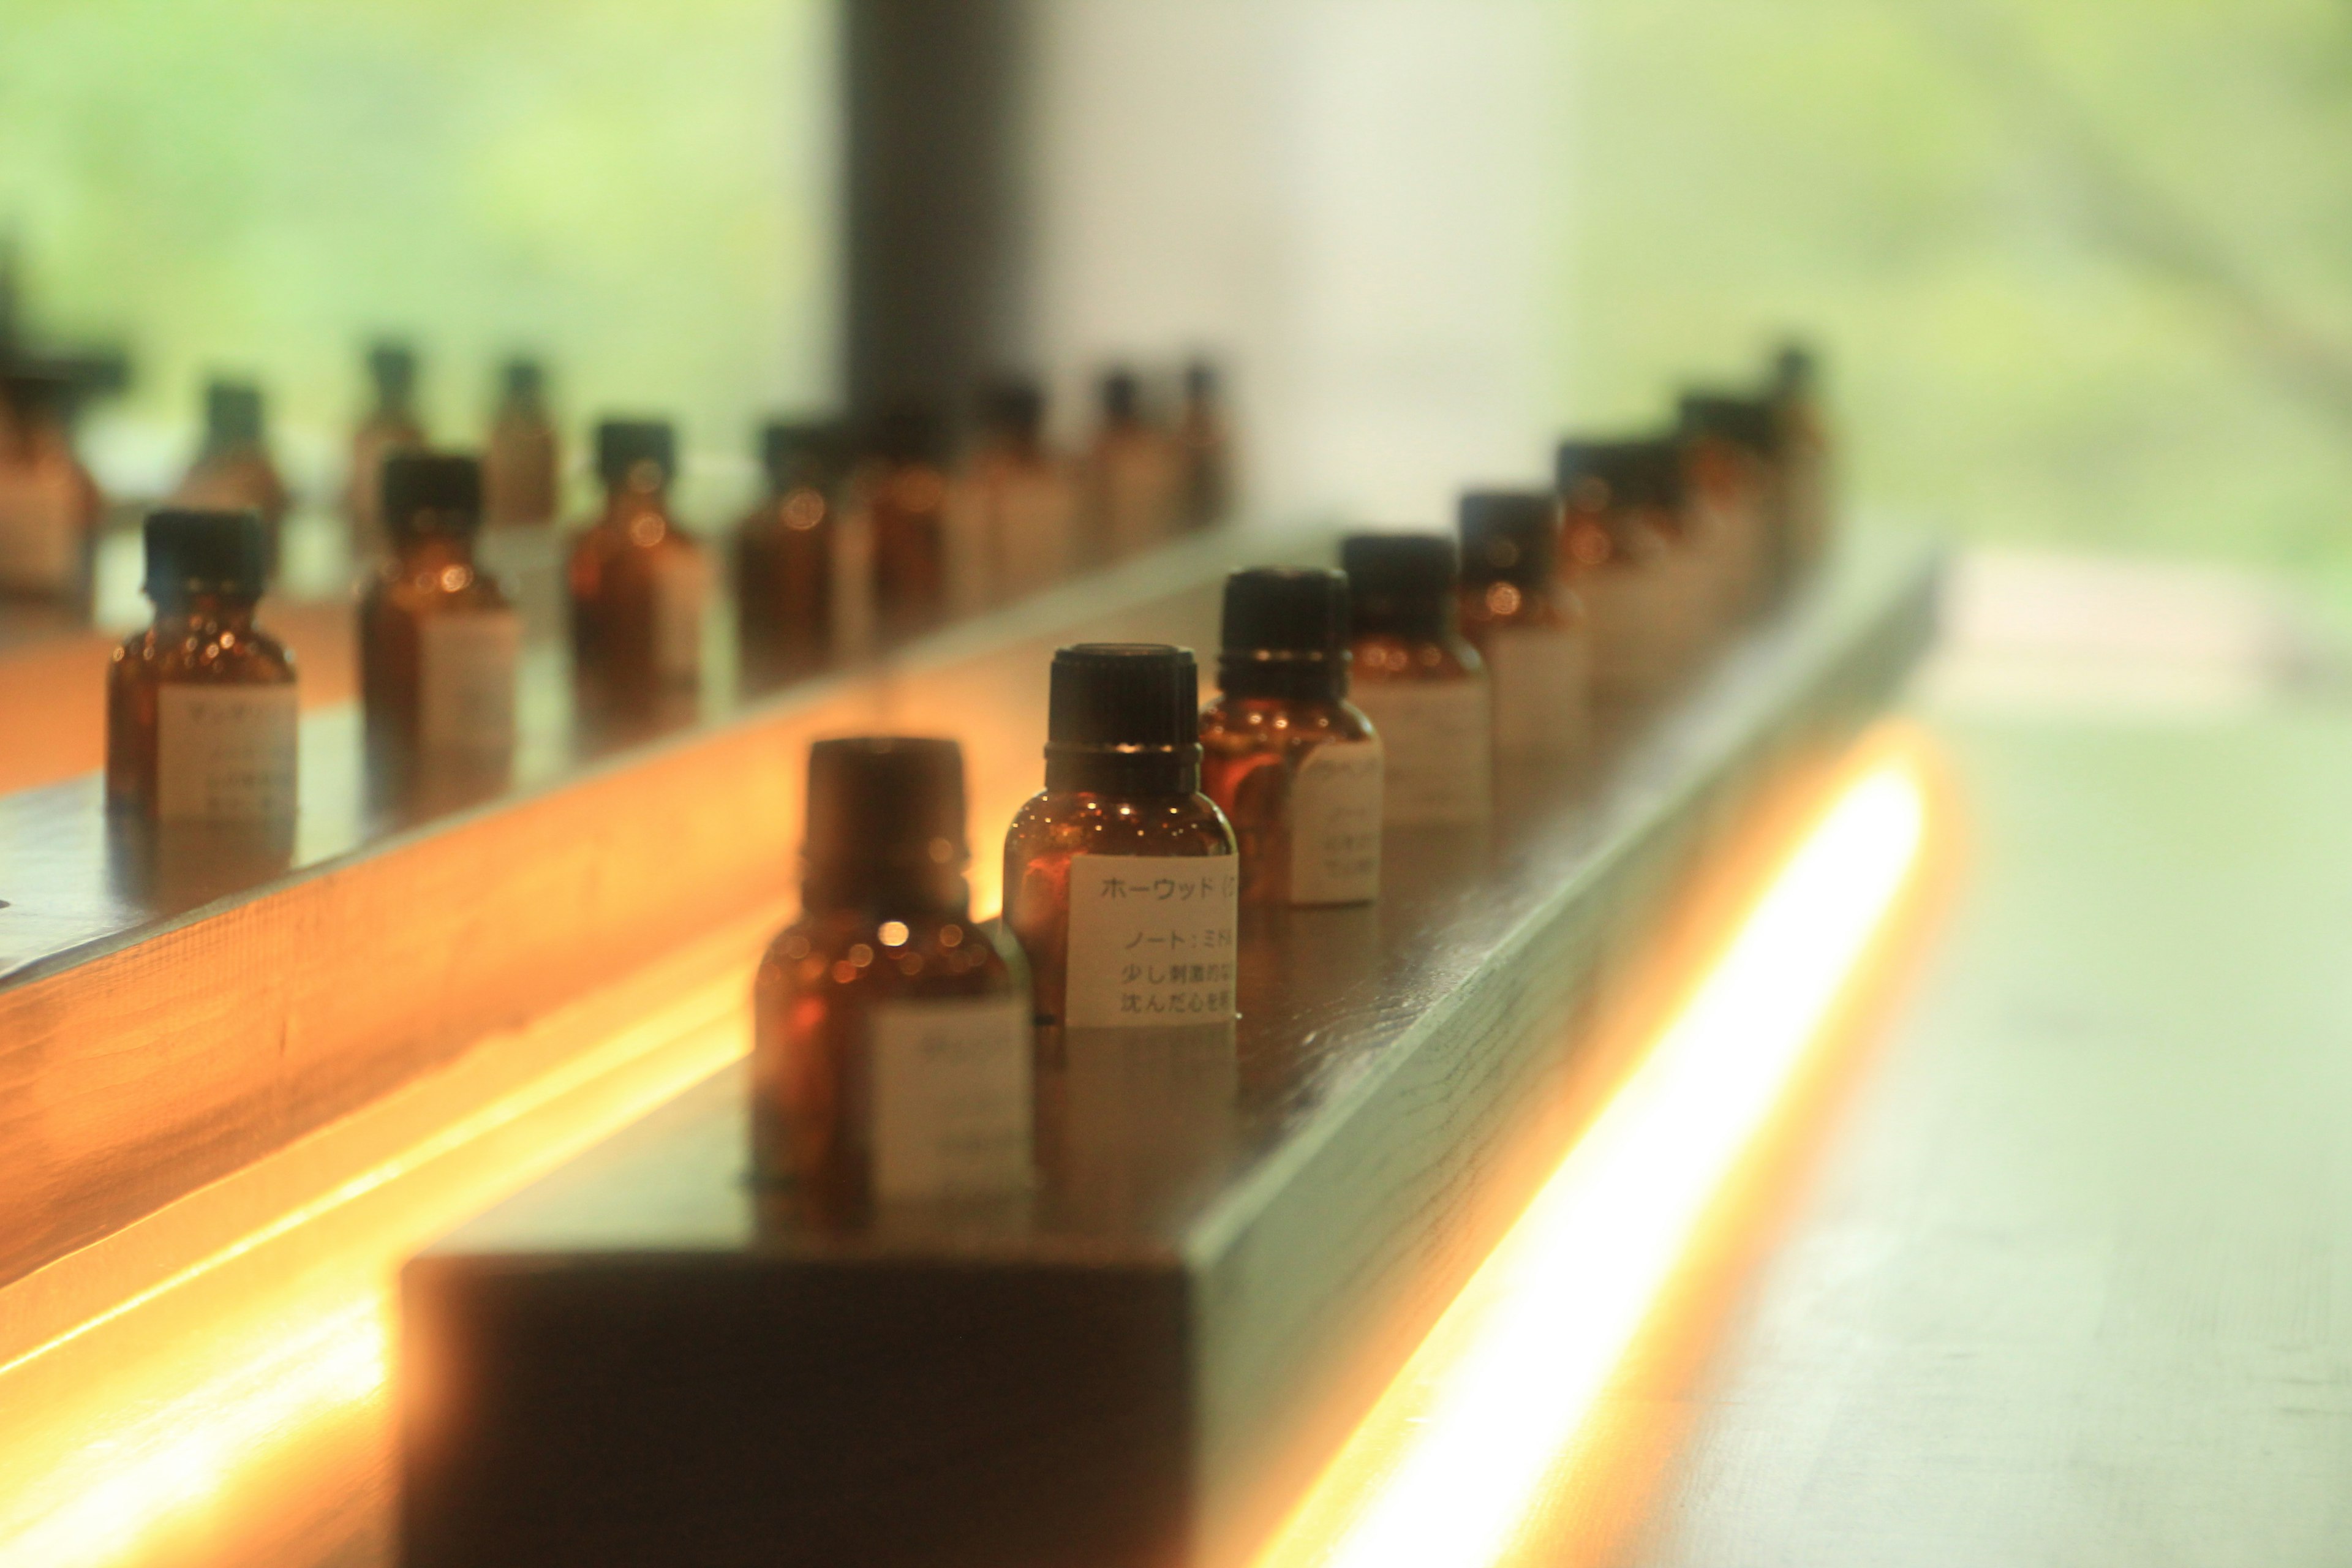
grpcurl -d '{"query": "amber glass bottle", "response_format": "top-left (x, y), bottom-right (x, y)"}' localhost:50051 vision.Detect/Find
top-left (1340, 533), bottom-right (1491, 826)
top-left (107, 508), bottom-right (298, 820)
top-left (1677, 390), bottom-right (1787, 624)
top-left (567, 418), bottom-right (709, 702)
top-left (737, 420), bottom-right (843, 689)
top-left (1556, 439), bottom-right (1688, 707)
top-left (1769, 343), bottom-right (1833, 582)
top-left (752, 737), bottom-right (1031, 1226)
top-left (175, 380), bottom-right (290, 573)
top-left (360, 452), bottom-right (518, 773)
top-left (955, 379), bottom-right (1077, 608)
top-left (1175, 358), bottom-right (1233, 533)
top-left (484, 358), bottom-right (560, 528)
top-left (1003, 644), bottom-right (1238, 1030)
top-left (851, 404), bottom-right (951, 647)
top-left (0, 368), bottom-right (100, 612)
top-left (1457, 491), bottom-right (1588, 762)
top-left (1199, 568), bottom-right (1381, 908)
top-left (1083, 368), bottom-right (1178, 563)
top-left (347, 341), bottom-right (426, 557)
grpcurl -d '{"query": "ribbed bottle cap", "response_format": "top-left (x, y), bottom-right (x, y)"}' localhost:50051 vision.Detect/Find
top-left (1458, 491), bottom-right (1559, 587)
top-left (1678, 391), bottom-right (1781, 454)
top-left (802, 736), bottom-right (970, 889)
top-left (1341, 533), bottom-right (1457, 636)
top-left (760, 420), bottom-right (845, 491)
top-left (1099, 368), bottom-right (1143, 422)
top-left (205, 380), bottom-right (265, 448)
top-left (1046, 643), bottom-right (1202, 793)
top-left (864, 402), bottom-right (948, 467)
top-left (1219, 568), bottom-right (1348, 698)
top-left (596, 418), bottom-right (676, 487)
top-left (368, 341), bottom-right (417, 401)
top-left (383, 452), bottom-right (483, 540)
top-left (144, 508), bottom-right (268, 600)
top-left (1556, 439), bottom-right (1683, 511)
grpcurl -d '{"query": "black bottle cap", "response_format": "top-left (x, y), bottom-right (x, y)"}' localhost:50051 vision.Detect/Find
top-left (863, 401), bottom-right (948, 467)
top-left (204, 380), bottom-right (265, 449)
top-left (368, 341), bottom-right (417, 401)
top-left (502, 357), bottom-right (545, 402)
top-left (1046, 643), bottom-right (1202, 794)
top-left (975, 378), bottom-right (1046, 440)
top-left (1678, 391), bottom-right (1781, 455)
top-left (596, 418), bottom-right (676, 488)
top-left (143, 508), bottom-right (268, 601)
top-left (802, 736), bottom-right (970, 908)
top-left (382, 452), bottom-right (483, 540)
top-left (1458, 492), bottom-right (1559, 588)
top-left (760, 420), bottom-right (845, 491)
top-left (1183, 359), bottom-right (1220, 400)
top-left (1340, 533), bottom-right (1458, 639)
top-left (1773, 342), bottom-right (1816, 393)
top-left (1100, 368), bottom-right (1143, 423)
top-left (1219, 568), bottom-right (1349, 700)
top-left (1556, 439), bottom-right (1683, 512)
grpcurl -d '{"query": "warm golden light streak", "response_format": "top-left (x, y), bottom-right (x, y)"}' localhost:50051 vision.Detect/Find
top-left (1256, 749), bottom-right (1931, 1568)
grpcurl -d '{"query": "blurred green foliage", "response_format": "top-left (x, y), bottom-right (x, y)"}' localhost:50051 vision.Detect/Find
top-left (1564, 0), bottom-right (2352, 592)
top-left (0, 0), bottom-right (835, 489)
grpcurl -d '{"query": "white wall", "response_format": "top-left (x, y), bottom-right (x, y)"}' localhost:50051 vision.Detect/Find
top-left (1025, 0), bottom-right (1574, 533)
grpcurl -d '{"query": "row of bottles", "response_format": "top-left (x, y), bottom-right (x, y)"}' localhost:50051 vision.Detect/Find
top-left (748, 342), bottom-right (1838, 1223)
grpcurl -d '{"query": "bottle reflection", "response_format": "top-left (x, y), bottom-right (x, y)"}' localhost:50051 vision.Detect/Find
top-left (1035, 1020), bottom-right (1239, 1236)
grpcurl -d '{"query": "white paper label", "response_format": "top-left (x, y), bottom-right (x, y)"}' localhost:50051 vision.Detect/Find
top-left (1065, 853), bottom-right (1240, 1028)
top-left (1288, 739), bottom-right (1383, 905)
top-left (870, 995), bottom-right (1034, 1200)
top-left (418, 608), bottom-right (522, 754)
top-left (0, 467), bottom-right (78, 592)
top-left (652, 549), bottom-right (709, 679)
top-left (1485, 625), bottom-right (1588, 758)
top-left (1351, 679), bottom-right (1492, 825)
top-left (157, 684), bottom-right (298, 821)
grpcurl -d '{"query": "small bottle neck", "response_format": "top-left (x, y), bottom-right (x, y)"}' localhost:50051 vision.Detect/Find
top-left (800, 865), bottom-right (970, 922)
top-left (1354, 600), bottom-right (1452, 642)
top-left (391, 530), bottom-right (478, 570)
top-left (1044, 745), bottom-right (1200, 796)
top-left (153, 590), bottom-right (260, 628)
top-left (1218, 655), bottom-right (1345, 703)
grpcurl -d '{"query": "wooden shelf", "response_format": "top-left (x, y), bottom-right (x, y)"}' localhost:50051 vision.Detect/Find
top-left (398, 535), bottom-right (1941, 1568)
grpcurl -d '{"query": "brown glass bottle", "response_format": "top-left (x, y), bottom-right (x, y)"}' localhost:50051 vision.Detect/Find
top-left (1678, 391), bottom-right (1787, 625)
top-left (1200, 568), bottom-right (1380, 907)
top-left (1083, 368), bottom-right (1178, 563)
top-left (107, 508), bottom-right (298, 820)
top-left (484, 358), bottom-right (560, 528)
top-left (1457, 491), bottom-right (1588, 762)
top-left (1003, 644), bottom-right (1238, 1030)
top-left (1769, 342), bottom-right (1833, 582)
top-left (752, 737), bottom-right (1030, 1227)
top-left (1175, 358), bottom-right (1234, 532)
top-left (849, 404), bottom-right (950, 646)
top-left (175, 380), bottom-right (290, 574)
top-left (737, 420), bottom-right (843, 689)
top-left (954, 379), bottom-right (1077, 608)
top-left (567, 418), bottom-right (709, 704)
top-left (1556, 439), bottom-right (1689, 707)
top-left (360, 452), bottom-right (518, 776)
top-left (0, 368), bottom-right (100, 612)
top-left (1341, 533), bottom-right (1491, 826)
top-left (347, 341), bottom-right (426, 557)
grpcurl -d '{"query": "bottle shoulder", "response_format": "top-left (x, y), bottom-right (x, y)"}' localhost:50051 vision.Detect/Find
top-left (758, 908), bottom-right (1020, 1000)
top-left (1006, 790), bottom-right (1236, 858)
top-left (1351, 632), bottom-right (1483, 681)
top-left (1200, 695), bottom-right (1376, 749)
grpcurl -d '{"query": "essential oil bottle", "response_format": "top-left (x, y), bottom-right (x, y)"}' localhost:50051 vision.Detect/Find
top-left (1556, 439), bottom-right (1689, 706)
top-left (1768, 342), bottom-right (1833, 582)
top-left (347, 341), bottom-right (426, 557)
top-left (1083, 368), bottom-right (1178, 562)
top-left (175, 380), bottom-right (290, 570)
top-left (0, 368), bottom-right (100, 611)
top-left (1678, 391), bottom-right (1782, 623)
top-left (484, 358), bottom-right (560, 528)
top-left (360, 452), bottom-right (519, 766)
top-left (567, 418), bottom-right (709, 698)
top-left (1457, 491), bottom-right (1588, 762)
top-left (1340, 533), bottom-right (1491, 826)
top-left (956, 378), bottom-right (1077, 606)
top-left (1003, 644), bottom-right (1239, 1030)
top-left (1175, 358), bottom-right (1233, 533)
top-left (851, 404), bottom-right (950, 647)
top-left (1199, 568), bottom-right (1381, 907)
top-left (753, 737), bottom-right (1031, 1226)
top-left (737, 420), bottom-right (843, 688)
top-left (107, 508), bottom-right (298, 821)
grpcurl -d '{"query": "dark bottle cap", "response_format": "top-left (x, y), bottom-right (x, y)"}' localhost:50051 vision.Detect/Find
top-left (760, 419), bottom-right (845, 492)
top-left (382, 451), bottom-right (483, 541)
top-left (1772, 341), bottom-right (1817, 397)
top-left (1556, 438), bottom-right (1683, 513)
top-left (862, 401), bottom-right (948, 467)
top-left (1219, 568), bottom-right (1349, 700)
top-left (802, 736), bottom-right (971, 910)
top-left (596, 418), bottom-right (676, 488)
top-left (1458, 492), bottom-right (1559, 587)
top-left (204, 379), bottom-right (265, 450)
top-left (1099, 368), bottom-right (1143, 423)
top-left (501, 356), bottom-right (545, 404)
top-left (1340, 533), bottom-right (1458, 639)
top-left (143, 508), bottom-right (269, 602)
top-left (368, 341), bottom-right (417, 403)
top-left (1183, 359), bottom-right (1220, 401)
top-left (1045, 643), bottom-right (1202, 794)
top-left (1678, 391), bottom-right (1781, 455)
top-left (975, 378), bottom-right (1046, 441)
